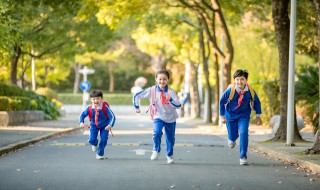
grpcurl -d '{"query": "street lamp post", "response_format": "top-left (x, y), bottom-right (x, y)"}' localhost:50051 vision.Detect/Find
top-left (286, 0), bottom-right (297, 146)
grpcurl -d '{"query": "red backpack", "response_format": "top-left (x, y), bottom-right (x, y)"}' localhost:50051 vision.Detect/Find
top-left (88, 101), bottom-right (110, 122)
top-left (87, 101), bottom-right (114, 137)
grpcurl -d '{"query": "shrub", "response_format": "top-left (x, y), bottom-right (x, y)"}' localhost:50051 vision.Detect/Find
top-left (295, 65), bottom-right (319, 132)
top-left (10, 96), bottom-right (31, 111)
top-left (35, 87), bottom-right (58, 100)
top-left (51, 98), bottom-right (63, 109)
top-left (0, 82), bottom-right (27, 96)
top-left (0, 96), bottom-right (30, 111)
top-left (0, 97), bottom-right (10, 111)
top-left (9, 98), bottom-right (22, 111)
top-left (0, 82), bottom-right (60, 120)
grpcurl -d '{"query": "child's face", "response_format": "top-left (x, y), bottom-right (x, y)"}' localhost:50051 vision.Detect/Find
top-left (234, 76), bottom-right (247, 90)
top-left (91, 96), bottom-right (103, 107)
top-left (156, 73), bottom-right (169, 89)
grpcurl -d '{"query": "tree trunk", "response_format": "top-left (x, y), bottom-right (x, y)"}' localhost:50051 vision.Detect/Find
top-left (10, 44), bottom-right (21, 85)
top-left (189, 61), bottom-right (201, 118)
top-left (272, 0), bottom-right (290, 141)
top-left (108, 63), bottom-right (115, 93)
top-left (199, 24), bottom-right (212, 123)
top-left (213, 52), bottom-right (220, 125)
top-left (305, 130), bottom-right (320, 154)
top-left (211, 0), bottom-right (234, 87)
top-left (19, 55), bottom-right (29, 89)
top-left (73, 62), bottom-right (81, 94)
top-left (151, 51), bottom-right (167, 73)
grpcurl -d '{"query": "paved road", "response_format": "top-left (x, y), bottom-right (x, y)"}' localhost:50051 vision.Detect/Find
top-left (0, 111), bottom-right (319, 190)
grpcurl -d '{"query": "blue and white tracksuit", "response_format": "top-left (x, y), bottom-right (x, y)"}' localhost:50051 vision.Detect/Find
top-left (79, 104), bottom-right (116, 156)
top-left (219, 85), bottom-right (262, 159)
top-left (133, 85), bottom-right (181, 157)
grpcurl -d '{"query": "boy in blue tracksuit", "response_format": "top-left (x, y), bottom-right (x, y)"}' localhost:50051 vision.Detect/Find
top-left (79, 90), bottom-right (116, 160)
top-left (133, 69), bottom-right (181, 164)
top-left (219, 69), bottom-right (262, 165)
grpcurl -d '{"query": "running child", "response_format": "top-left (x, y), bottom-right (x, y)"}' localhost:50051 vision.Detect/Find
top-left (219, 69), bottom-right (262, 165)
top-left (79, 90), bottom-right (116, 160)
top-left (133, 69), bottom-right (181, 164)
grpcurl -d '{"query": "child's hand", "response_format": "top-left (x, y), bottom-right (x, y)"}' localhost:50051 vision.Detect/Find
top-left (166, 94), bottom-right (171, 101)
top-left (256, 117), bottom-right (262, 125)
top-left (79, 123), bottom-right (84, 128)
top-left (136, 109), bottom-right (141, 113)
top-left (221, 116), bottom-right (227, 124)
top-left (105, 126), bottom-right (111, 131)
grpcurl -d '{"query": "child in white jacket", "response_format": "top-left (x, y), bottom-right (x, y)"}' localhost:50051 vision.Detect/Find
top-left (133, 69), bottom-right (181, 164)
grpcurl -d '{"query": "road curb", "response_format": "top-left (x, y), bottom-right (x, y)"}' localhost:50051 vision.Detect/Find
top-left (249, 141), bottom-right (320, 174)
top-left (0, 127), bottom-right (80, 156)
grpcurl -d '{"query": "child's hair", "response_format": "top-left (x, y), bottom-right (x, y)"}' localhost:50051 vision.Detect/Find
top-left (233, 69), bottom-right (249, 79)
top-left (90, 90), bottom-right (103, 98)
top-left (156, 69), bottom-right (170, 79)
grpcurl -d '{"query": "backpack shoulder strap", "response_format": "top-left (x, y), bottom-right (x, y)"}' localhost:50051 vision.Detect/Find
top-left (102, 102), bottom-right (109, 119)
top-left (247, 84), bottom-right (255, 100)
top-left (228, 84), bottom-right (235, 101)
top-left (88, 106), bottom-right (93, 121)
top-left (151, 86), bottom-right (156, 103)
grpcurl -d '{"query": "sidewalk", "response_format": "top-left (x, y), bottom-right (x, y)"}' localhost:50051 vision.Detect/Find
top-left (0, 108), bottom-right (319, 176)
top-left (181, 117), bottom-right (320, 175)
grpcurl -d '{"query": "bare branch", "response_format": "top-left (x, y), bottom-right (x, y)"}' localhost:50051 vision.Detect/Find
top-left (22, 42), bottom-right (66, 58)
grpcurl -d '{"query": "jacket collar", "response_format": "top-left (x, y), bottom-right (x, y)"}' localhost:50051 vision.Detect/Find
top-left (91, 103), bottom-right (102, 109)
top-left (156, 85), bottom-right (168, 92)
top-left (235, 84), bottom-right (248, 93)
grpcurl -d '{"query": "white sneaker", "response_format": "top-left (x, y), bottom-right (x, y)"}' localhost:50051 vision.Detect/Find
top-left (167, 156), bottom-right (174, 164)
top-left (240, 157), bottom-right (248, 165)
top-left (150, 151), bottom-right (160, 161)
top-left (92, 145), bottom-right (98, 152)
top-left (96, 154), bottom-right (105, 160)
top-left (228, 140), bottom-right (236, 148)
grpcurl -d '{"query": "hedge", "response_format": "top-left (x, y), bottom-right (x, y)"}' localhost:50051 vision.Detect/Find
top-left (0, 96), bottom-right (31, 111)
top-left (0, 82), bottom-right (60, 120)
top-left (58, 93), bottom-right (149, 105)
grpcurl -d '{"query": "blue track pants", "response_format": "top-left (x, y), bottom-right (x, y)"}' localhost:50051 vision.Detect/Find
top-left (88, 126), bottom-right (109, 156)
top-left (153, 119), bottom-right (176, 157)
top-left (226, 118), bottom-right (250, 159)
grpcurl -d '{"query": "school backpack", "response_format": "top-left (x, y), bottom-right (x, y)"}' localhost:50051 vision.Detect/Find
top-left (226, 84), bottom-right (255, 110)
top-left (87, 101), bottom-right (114, 137)
top-left (88, 101), bottom-right (110, 122)
top-left (147, 86), bottom-right (157, 120)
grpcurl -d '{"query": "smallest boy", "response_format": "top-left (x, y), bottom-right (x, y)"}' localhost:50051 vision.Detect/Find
top-left (219, 69), bottom-right (262, 165)
top-left (79, 90), bottom-right (116, 160)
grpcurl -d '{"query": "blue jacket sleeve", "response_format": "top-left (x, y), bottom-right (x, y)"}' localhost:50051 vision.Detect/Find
top-left (219, 88), bottom-right (231, 116)
top-left (253, 90), bottom-right (262, 115)
top-left (79, 107), bottom-right (89, 123)
top-left (168, 89), bottom-right (181, 109)
top-left (132, 87), bottom-right (151, 109)
top-left (106, 106), bottom-right (116, 128)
